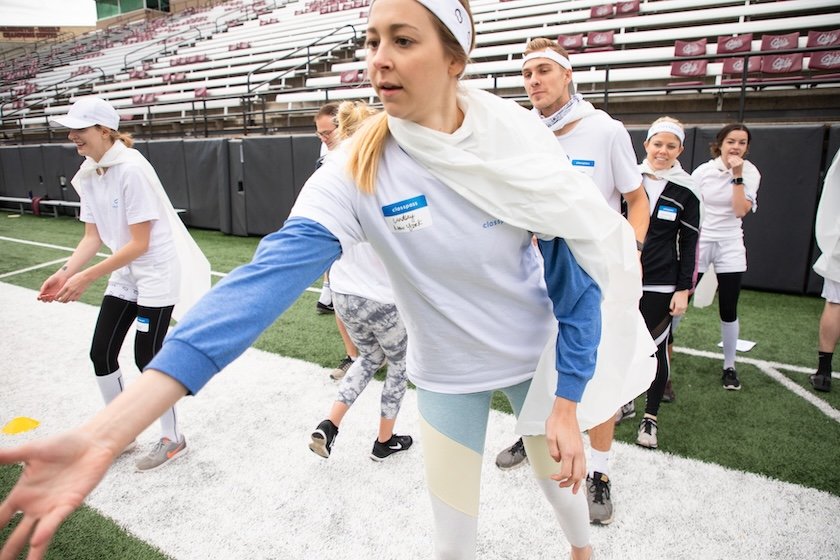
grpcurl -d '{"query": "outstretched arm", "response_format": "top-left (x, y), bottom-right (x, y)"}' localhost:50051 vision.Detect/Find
top-left (0, 217), bottom-right (342, 559)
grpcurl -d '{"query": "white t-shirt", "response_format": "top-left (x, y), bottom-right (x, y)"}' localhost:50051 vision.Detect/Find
top-left (78, 146), bottom-right (175, 267)
top-left (555, 110), bottom-right (642, 212)
top-left (692, 157), bottom-right (760, 242)
top-left (329, 242), bottom-right (394, 305)
top-left (290, 139), bottom-right (555, 394)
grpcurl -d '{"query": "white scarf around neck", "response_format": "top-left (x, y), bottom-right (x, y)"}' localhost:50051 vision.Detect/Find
top-left (387, 88), bottom-right (655, 432)
top-left (73, 142), bottom-right (211, 321)
top-left (532, 93), bottom-right (596, 132)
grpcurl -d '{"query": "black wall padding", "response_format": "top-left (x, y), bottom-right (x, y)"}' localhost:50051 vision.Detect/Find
top-left (291, 136), bottom-right (321, 196)
top-left (40, 144), bottom-right (82, 203)
top-left (146, 140), bottom-right (190, 213)
top-left (0, 146), bottom-right (25, 197)
top-left (806, 125), bottom-right (840, 295)
top-left (227, 140), bottom-right (247, 236)
top-left (693, 125), bottom-right (826, 293)
top-left (241, 136), bottom-right (296, 236)
top-left (628, 126), bottom-right (697, 173)
top-left (19, 145), bottom-right (45, 197)
top-left (183, 138), bottom-right (227, 230)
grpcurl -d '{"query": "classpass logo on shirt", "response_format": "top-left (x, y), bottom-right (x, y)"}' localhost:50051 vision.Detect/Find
top-left (112, 199), bottom-right (119, 208)
top-left (381, 195), bottom-right (432, 233)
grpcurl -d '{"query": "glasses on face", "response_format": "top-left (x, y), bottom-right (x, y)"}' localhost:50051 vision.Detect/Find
top-left (316, 128), bottom-right (336, 140)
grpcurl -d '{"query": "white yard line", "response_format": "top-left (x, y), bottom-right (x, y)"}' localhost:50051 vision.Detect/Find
top-left (674, 346), bottom-right (840, 423)
top-left (0, 257), bottom-right (71, 279)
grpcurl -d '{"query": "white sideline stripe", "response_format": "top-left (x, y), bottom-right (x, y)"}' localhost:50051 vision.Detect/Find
top-left (0, 258), bottom-right (70, 279)
top-left (675, 346), bottom-right (840, 422)
top-left (0, 235), bottom-right (323, 292)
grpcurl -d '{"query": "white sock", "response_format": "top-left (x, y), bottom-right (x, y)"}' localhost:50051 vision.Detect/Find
top-left (159, 406), bottom-right (181, 443)
top-left (318, 282), bottom-right (332, 306)
top-left (95, 369), bottom-right (124, 405)
top-left (589, 448), bottom-right (610, 477)
top-left (721, 319), bottom-right (739, 369)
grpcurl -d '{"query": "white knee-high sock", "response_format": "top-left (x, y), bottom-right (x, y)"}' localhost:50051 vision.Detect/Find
top-left (721, 319), bottom-right (739, 369)
top-left (159, 406), bottom-right (181, 442)
top-left (95, 369), bottom-right (124, 406)
top-left (318, 282), bottom-right (332, 306)
top-left (535, 479), bottom-right (591, 548)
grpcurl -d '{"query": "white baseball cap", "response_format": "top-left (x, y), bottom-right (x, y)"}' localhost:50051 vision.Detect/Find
top-left (50, 97), bottom-right (120, 131)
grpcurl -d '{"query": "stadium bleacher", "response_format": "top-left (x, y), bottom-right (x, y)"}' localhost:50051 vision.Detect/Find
top-left (0, 0), bottom-right (838, 141)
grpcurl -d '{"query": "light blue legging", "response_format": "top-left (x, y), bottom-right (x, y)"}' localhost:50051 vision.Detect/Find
top-left (417, 380), bottom-right (590, 559)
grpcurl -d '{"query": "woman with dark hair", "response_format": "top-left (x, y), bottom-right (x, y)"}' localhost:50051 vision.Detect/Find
top-left (692, 124), bottom-right (760, 390)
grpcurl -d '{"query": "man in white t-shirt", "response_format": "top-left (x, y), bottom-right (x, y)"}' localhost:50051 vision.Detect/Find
top-left (494, 38), bottom-right (649, 527)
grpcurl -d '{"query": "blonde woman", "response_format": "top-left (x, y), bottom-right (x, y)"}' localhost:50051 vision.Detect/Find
top-left (40, 96), bottom-right (209, 471)
top-left (0, 2), bottom-right (654, 558)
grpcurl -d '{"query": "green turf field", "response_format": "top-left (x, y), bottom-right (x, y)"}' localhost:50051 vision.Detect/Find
top-left (1, 213), bottom-right (838, 559)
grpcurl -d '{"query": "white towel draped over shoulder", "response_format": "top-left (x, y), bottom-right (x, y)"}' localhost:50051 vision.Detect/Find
top-left (388, 88), bottom-right (655, 432)
top-left (72, 144), bottom-right (211, 322)
top-left (814, 150), bottom-right (840, 283)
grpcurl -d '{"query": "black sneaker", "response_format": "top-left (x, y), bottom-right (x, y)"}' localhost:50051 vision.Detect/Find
top-left (316, 301), bottom-right (334, 315)
top-left (370, 434), bottom-right (413, 462)
top-left (722, 367), bottom-right (741, 390)
top-left (810, 372), bottom-right (832, 392)
top-left (586, 471), bottom-right (613, 525)
top-left (309, 419), bottom-right (339, 458)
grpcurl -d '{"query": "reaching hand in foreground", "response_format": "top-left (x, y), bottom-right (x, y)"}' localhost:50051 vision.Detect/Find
top-left (0, 431), bottom-right (116, 560)
top-left (544, 397), bottom-right (586, 494)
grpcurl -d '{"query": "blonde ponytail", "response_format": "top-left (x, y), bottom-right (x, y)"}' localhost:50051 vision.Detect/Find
top-left (347, 111), bottom-right (389, 194)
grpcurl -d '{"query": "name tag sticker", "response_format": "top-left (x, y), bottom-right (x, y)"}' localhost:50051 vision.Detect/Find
top-left (382, 195), bottom-right (432, 233)
top-left (136, 316), bottom-right (150, 333)
top-left (571, 159), bottom-right (595, 177)
top-left (657, 205), bottom-right (678, 221)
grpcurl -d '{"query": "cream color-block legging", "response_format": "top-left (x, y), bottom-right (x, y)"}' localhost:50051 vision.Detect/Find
top-left (417, 380), bottom-right (590, 559)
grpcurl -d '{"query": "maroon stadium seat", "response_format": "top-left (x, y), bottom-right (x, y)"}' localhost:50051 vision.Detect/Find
top-left (674, 38), bottom-right (707, 58)
top-left (615, 0), bottom-right (640, 18)
top-left (590, 4), bottom-right (614, 20)
top-left (721, 55), bottom-right (761, 85)
top-left (557, 34), bottom-right (584, 53)
top-left (760, 32), bottom-right (799, 52)
top-left (586, 30), bottom-right (614, 52)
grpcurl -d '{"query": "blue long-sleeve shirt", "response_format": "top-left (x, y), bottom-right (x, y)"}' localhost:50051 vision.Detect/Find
top-left (148, 217), bottom-right (600, 400)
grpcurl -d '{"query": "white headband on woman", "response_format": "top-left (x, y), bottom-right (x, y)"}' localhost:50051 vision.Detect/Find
top-left (414, 0), bottom-right (473, 54)
top-left (521, 49), bottom-right (572, 70)
top-left (646, 121), bottom-right (685, 144)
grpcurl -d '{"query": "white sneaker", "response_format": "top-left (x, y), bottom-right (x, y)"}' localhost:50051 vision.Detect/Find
top-left (636, 417), bottom-right (658, 449)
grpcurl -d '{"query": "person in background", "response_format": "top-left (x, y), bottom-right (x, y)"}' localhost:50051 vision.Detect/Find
top-left (309, 100), bottom-right (412, 461)
top-left (314, 102), bottom-right (360, 380)
top-left (811, 149), bottom-right (840, 392)
top-left (495, 37), bottom-right (650, 528)
top-left (40, 96), bottom-right (210, 472)
top-left (635, 117), bottom-right (701, 449)
top-left (691, 124), bottom-right (760, 390)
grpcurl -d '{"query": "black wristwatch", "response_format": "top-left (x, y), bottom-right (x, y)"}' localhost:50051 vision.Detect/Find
top-left (731, 177), bottom-right (744, 185)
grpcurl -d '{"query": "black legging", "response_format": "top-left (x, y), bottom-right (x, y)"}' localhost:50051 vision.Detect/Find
top-left (697, 271), bottom-right (743, 323)
top-left (90, 295), bottom-right (174, 375)
top-left (640, 291), bottom-right (673, 417)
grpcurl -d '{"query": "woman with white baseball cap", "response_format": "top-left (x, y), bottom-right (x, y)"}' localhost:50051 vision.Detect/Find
top-left (41, 96), bottom-right (210, 472)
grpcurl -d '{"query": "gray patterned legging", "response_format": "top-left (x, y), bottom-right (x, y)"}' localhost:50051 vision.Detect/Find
top-left (332, 292), bottom-right (408, 419)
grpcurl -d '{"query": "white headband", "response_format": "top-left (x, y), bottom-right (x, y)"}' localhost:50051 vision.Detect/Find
top-left (521, 49), bottom-right (572, 70)
top-left (415, 0), bottom-right (473, 54)
top-left (646, 121), bottom-right (685, 144)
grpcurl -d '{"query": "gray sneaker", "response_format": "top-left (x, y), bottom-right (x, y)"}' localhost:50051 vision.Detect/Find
top-left (586, 471), bottom-right (614, 525)
top-left (495, 437), bottom-right (528, 470)
top-left (136, 437), bottom-right (188, 472)
top-left (330, 356), bottom-right (354, 380)
top-left (614, 401), bottom-right (636, 425)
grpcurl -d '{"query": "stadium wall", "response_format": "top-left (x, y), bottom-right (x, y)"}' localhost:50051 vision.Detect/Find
top-left (2, 126), bottom-right (838, 296)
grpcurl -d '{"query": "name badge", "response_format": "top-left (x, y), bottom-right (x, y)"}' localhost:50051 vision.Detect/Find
top-left (571, 159), bottom-right (595, 177)
top-left (657, 205), bottom-right (678, 221)
top-left (136, 316), bottom-right (150, 333)
top-left (382, 195), bottom-right (432, 233)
